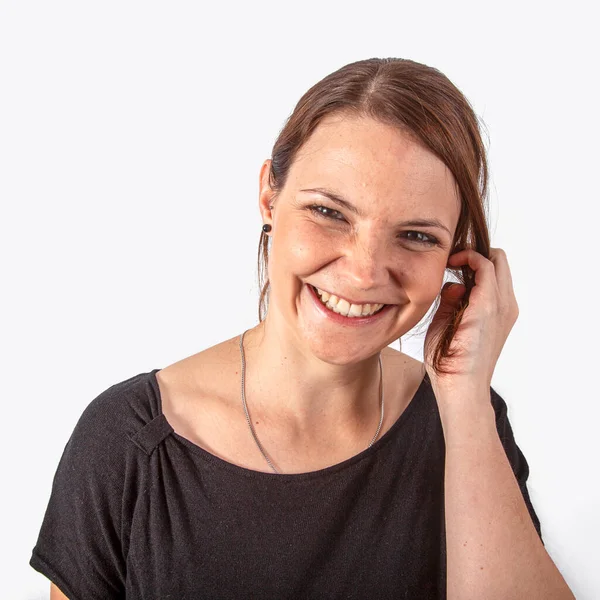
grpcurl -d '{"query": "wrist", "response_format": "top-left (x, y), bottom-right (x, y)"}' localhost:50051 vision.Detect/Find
top-left (430, 382), bottom-right (496, 435)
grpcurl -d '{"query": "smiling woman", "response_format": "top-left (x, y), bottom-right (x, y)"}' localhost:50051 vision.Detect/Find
top-left (256, 63), bottom-right (488, 377)
top-left (253, 110), bottom-right (464, 382)
top-left (29, 57), bottom-right (573, 600)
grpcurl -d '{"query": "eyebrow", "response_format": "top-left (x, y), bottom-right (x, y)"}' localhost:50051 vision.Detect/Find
top-left (299, 187), bottom-right (453, 236)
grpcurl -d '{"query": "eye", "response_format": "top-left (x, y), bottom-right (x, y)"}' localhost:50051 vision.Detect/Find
top-left (401, 231), bottom-right (440, 246)
top-left (308, 204), bottom-right (345, 221)
top-left (307, 204), bottom-right (441, 247)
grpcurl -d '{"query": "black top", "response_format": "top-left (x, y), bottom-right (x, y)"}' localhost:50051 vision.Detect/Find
top-left (30, 368), bottom-right (542, 600)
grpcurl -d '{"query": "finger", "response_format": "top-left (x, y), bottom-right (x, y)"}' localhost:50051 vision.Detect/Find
top-left (488, 248), bottom-right (516, 295)
top-left (488, 248), bottom-right (519, 314)
top-left (447, 249), bottom-right (495, 289)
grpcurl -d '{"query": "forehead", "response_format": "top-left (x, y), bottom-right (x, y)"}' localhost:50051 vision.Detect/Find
top-left (289, 113), bottom-right (461, 223)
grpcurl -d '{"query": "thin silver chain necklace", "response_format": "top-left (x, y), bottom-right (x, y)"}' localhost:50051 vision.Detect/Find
top-left (239, 329), bottom-right (385, 474)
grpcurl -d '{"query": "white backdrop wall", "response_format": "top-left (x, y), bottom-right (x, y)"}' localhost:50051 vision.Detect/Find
top-left (1, 1), bottom-right (597, 598)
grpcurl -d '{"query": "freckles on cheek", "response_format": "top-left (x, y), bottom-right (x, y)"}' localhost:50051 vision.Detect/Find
top-left (401, 264), bottom-right (446, 301)
top-left (289, 242), bottom-right (314, 263)
top-left (290, 229), bottom-right (331, 262)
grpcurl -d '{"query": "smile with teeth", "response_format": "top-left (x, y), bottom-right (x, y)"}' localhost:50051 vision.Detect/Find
top-left (311, 285), bottom-right (386, 318)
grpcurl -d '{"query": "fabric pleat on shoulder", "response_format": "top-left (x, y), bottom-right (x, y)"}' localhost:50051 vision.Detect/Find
top-left (128, 414), bottom-right (174, 456)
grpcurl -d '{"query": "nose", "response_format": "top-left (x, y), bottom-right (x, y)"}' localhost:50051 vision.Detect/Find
top-left (339, 234), bottom-right (392, 292)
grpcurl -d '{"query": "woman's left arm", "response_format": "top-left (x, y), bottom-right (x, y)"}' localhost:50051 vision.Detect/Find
top-left (424, 248), bottom-right (575, 600)
top-left (436, 384), bottom-right (573, 600)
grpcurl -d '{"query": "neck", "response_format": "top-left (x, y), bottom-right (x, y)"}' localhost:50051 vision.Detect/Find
top-left (241, 317), bottom-right (383, 440)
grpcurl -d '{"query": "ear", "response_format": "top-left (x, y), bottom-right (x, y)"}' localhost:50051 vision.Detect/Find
top-left (258, 159), bottom-right (276, 224)
top-left (441, 282), bottom-right (466, 306)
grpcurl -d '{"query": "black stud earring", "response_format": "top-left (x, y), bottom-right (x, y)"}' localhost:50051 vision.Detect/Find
top-left (262, 224), bottom-right (272, 233)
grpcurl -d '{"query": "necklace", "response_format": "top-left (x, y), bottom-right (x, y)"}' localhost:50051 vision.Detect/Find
top-left (239, 329), bottom-right (385, 474)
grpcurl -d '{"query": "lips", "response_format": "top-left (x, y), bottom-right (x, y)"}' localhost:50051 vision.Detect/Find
top-left (310, 285), bottom-right (386, 316)
top-left (307, 283), bottom-right (394, 326)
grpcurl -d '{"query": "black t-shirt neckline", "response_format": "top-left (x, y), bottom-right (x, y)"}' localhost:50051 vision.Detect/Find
top-left (149, 367), bottom-right (431, 481)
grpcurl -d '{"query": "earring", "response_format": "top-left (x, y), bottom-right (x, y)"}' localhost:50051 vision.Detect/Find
top-left (262, 224), bottom-right (272, 233)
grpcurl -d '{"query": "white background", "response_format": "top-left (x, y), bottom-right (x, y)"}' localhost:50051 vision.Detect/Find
top-left (1, 1), bottom-right (597, 598)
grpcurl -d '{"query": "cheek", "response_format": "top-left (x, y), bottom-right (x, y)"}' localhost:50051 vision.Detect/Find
top-left (401, 262), bottom-right (447, 302)
top-left (266, 225), bottom-right (320, 288)
top-left (275, 221), bottom-right (330, 266)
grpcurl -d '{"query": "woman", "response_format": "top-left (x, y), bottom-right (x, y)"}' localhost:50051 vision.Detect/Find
top-left (30, 57), bottom-right (574, 599)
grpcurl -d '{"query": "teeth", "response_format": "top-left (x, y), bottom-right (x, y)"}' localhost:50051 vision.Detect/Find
top-left (313, 286), bottom-right (384, 317)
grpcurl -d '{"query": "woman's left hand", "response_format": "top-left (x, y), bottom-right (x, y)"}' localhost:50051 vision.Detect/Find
top-left (423, 248), bottom-right (519, 393)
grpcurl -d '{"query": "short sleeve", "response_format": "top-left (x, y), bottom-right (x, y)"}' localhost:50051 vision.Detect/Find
top-left (30, 389), bottom-right (128, 599)
top-left (490, 386), bottom-right (544, 546)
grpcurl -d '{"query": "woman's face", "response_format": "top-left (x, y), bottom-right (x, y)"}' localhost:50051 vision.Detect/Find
top-left (260, 112), bottom-right (461, 363)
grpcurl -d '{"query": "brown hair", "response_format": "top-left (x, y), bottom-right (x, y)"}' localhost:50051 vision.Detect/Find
top-left (256, 57), bottom-right (491, 377)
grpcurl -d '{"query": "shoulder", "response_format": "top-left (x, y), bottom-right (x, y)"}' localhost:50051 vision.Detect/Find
top-left (28, 371), bottom-right (158, 598)
top-left (55, 368), bottom-right (164, 492)
top-left (156, 337), bottom-right (239, 408)
top-left (67, 370), bottom-right (163, 462)
top-left (79, 370), bottom-right (158, 425)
